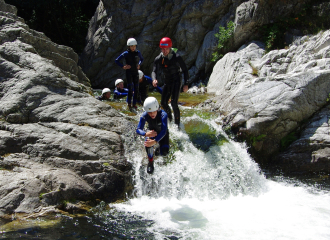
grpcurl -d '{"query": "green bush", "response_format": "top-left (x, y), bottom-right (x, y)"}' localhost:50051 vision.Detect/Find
top-left (261, 1), bottom-right (330, 52)
top-left (280, 132), bottom-right (298, 151)
top-left (211, 21), bottom-right (235, 62)
top-left (250, 134), bottom-right (267, 147)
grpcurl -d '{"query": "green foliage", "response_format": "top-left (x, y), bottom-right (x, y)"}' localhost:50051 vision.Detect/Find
top-left (211, 21), bottom-right (235, 62)
top-left (261, 1), bottom-right (330, 52)
top-left (263, 24), bottom-right (281, 52)
top-left (250, 134), bottom-right (266, 147)
top-left (39, 193), bottom-right (46, 199)
top-left (61, 198), bottom-right (77, 207)
top-left (5, 0), bottom-right (99, 54)
top-left (280, 132), bottom-right (298, 151)
top-left (211, 52), bottom-right (223, 63)
top-left (172, 48), bottom-right (178, 53)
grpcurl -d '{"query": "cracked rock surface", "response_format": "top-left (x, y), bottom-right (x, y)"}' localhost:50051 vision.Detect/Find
top-left (0, 0), bottom-right (133, 218)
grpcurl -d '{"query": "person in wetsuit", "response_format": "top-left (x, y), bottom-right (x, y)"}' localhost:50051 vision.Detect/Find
top-left (115, 38), bottom-right (144, 109)
top-left (152, 37), bottom-right (189, 128)
top-left (136, 97), bottom-right (169, 174)
top-left (113, 79), bottom-right (129, 100)
top-left (96, 88), bottom-right (111, 101)
top-left (138, 70), bottom-right (163, 104)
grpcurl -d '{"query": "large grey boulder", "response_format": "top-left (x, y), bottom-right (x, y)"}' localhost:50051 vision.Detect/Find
top-left (208, 30), bottom-right (330, 173)
top-left (233, 0), bottom-right (310, 47)
top-left (79, 0), bottom-right (310, 89)
top-left (277, 105), bottom-right (330, 173)
top-left (0, 0), bottom-right (133, 218)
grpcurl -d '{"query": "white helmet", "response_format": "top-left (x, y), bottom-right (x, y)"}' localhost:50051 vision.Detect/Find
top-left (102, 88), bottom-right (111, 95)
top-left (127, 38), bottom-right (137, 46)
top-left (143, 97), bottom-right (159, 112)
top-left (115, 79), bottom-right (124, 86)
top-left (138, 70), bottom-right (144, 80)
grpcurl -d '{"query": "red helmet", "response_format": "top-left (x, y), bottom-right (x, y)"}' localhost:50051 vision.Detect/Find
top-left (159, 37), bottom-right (172, 48)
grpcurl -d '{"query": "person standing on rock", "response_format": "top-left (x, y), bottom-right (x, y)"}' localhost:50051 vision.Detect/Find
top-left (115, 38), bottom-right (144, 110)
top-left (96, 88), bottom-right (111, 101)
top-left (136, 97), bottom-right (169, 174)
top-left (152, 37), bottom-right (189, 128)
top-left (113, 79), bottom-right (129, 100)
top-left (138, 70), bottom-right (163, 104)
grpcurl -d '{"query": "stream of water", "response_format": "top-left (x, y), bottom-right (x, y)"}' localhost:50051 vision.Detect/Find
top-left (0, 102), bottom-right (329, 239)
top-left (110, 110), bottom-right (330, 239)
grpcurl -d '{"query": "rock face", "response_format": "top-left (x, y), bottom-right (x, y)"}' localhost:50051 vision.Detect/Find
top-left (79, 0), bottom-right (310, 89)
top-left (207, 30), bottom-right (330, 173)
top-left (277, 105), bottom-right (330, 173)
top-left (0, 0), bottom-right (133, 218)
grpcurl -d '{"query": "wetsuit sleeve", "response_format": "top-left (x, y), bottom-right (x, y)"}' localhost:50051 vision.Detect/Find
top-left (115, 51), bottom-right (127, 68)
top-left (151, 57), bottom-right (159, 80)
top-left (145, 75), bottom-right (163, 93)
top-left (136, 113), bottom-right (147, 136)
top-left (145, 76), bottom-right (154, 86)
top-left (138, 51), bottom-right (144, 65)
top-left (155, 111), bottom-right (168, 142)
top-left (177, 55), bottom-right (189, 85)
top-left (155, 86), bottom-right (162, 94)
top-left (114, 88), bottom-right (128, 96)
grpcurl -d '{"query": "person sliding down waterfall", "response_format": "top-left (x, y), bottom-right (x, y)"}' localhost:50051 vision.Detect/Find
top-left (152, 37), bottom-right (189, 128)
top-left (136, 97), bottom-right (169, 174)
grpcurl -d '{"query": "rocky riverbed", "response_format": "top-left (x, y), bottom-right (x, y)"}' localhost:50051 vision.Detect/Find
top-left (1, 0), bottom-right (330, 221)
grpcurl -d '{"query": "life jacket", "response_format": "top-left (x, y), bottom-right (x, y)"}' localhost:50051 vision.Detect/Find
top-left (160, 52), bottom-right (181, 78)
top-left (147, 109), bottom-right (164, 133)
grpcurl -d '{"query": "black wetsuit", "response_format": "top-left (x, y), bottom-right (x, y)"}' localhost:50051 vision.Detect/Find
top-left (115, 50), bottom-right (143, 106)
top-left (152, 50), bottom-right (188, 125)
top-left (136, 109), bottom-right (169, 157)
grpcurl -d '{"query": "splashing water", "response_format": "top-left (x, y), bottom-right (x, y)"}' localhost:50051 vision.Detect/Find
top-left (2, 97), bottom-right (329, 239)
top-left (113, 109), bottom-right (330, 239)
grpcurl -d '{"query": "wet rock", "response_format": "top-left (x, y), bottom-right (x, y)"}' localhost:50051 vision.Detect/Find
top-left (277, 105), bottom-right (330, 173)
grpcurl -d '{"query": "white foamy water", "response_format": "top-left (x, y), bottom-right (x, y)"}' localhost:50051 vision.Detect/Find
top-left (114, 113), bottom-right (330, 240)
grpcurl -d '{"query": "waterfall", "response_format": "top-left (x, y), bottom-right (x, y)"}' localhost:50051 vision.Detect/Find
top-left (114, 109), bottom-right (330, 240)
top-left (129, 114), bottom-right (266, 200)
